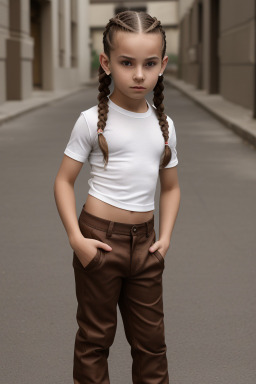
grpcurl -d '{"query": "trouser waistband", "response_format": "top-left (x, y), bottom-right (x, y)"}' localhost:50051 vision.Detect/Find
top-left (79, 204), bottom-right (154, 238)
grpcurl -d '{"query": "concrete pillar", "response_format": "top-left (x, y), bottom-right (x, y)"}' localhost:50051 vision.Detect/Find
top-left (6, 0), bottom-right (34, 100)
top-left (202, 0), bottom-right (211, 92)
top-left (78, 0), bottom-right (90, 83)
top-left (253, 0), bottom-right (256, 118)
top-left (0, 0), bottom-right (8, 104)
top-left (63, 0), bottom-right (71, 68)
top-left (41, 1), bottom-right (54, 90)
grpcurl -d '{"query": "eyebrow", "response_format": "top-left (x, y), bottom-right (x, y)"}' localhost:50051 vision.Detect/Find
top-left (118, 55), bottom-right (160, 60)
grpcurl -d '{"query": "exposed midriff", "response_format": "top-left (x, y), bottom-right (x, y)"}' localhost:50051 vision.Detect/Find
top-left (83, 194), bottom-right (154, 224)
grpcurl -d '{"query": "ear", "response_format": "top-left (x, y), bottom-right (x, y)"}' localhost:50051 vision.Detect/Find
top-left (99, 52), bottom-right (111, 75)
top-left (160, 55), bottom-right (169, 75)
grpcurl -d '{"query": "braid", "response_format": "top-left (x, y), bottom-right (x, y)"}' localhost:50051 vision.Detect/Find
top-left (144, 17), bottom-right (161, 32)
top-left (113, 17), bottom-right (135, 32)
top-left (97, 65), bottom-right (111, 169)
top-left (153, 74), bottom-right (172, 168)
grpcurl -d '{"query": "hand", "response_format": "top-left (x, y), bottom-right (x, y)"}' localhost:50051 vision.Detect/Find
top-left (69, 233), bottom-right (112, 268)
top-left (149, 238), bottom-right (170, 259)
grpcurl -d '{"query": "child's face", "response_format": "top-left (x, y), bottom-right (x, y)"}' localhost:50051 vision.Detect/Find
top-left (100, 31), bottom-right (168, 101)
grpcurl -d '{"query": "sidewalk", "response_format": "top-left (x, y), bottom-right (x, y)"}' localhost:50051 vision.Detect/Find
top-left (164, 75), bottom-right (256, 148)
top-left (0, 82), bottom-right (95, 126)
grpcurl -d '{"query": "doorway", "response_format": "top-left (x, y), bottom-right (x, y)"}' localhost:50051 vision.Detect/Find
top-left (30, 0), bottom-right (42, 88)
top-left (198, 1), bottom-right (203, 89)
top-left (210, 0), bottom-right (220, 94)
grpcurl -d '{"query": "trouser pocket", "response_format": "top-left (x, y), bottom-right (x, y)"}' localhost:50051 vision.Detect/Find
top-left (73, 247), bottom-right (102, 272)
top-left (151, 230), bottom-right (165, 269)
top-left (72, 216), bottom-right (104, 273)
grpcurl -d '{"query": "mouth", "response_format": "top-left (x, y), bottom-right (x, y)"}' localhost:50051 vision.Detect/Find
top-left (131, 86), bottom-right (146, 89)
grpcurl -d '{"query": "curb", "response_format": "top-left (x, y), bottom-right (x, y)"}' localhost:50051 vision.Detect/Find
top-left (164, 76), bottom-right (256, 149)
top-left (0, 85), bottom-right (90, 126)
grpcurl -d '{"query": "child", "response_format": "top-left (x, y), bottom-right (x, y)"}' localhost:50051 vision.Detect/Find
top-left (54, 10), bottom-right (180, 384)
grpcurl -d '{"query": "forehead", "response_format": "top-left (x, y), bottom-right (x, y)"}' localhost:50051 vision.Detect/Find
top-left (111, 31), bottom-right (162, 58)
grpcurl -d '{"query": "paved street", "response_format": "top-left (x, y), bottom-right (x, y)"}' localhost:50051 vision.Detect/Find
top-left (1, 83), bottom-right (256, 384)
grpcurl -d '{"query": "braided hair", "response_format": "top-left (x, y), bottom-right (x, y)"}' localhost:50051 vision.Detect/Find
top-left (97, 10), bottom-right (172, 169)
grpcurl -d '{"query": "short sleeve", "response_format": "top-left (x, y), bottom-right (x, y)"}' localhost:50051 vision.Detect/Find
top-left (64, 113), bottom-right (92, 163)
top-left (161, 116), bottom-right (179, 168)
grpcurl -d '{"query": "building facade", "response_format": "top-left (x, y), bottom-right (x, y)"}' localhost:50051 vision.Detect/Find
top-left (0, 0), bottom-right (90, 105)
top-left (178, 0), bottom-right (256, 116)
top-left (89, 0), bottom-right (179, 76)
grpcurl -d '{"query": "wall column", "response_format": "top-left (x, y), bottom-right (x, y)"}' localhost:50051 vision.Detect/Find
top-left (0, 0), bottom-right (9, 103)
top-left (254, 0), bottom-right (256, 118)
top-left (202, 0), bottom-right (210, 92)
top-left (6, 0), bottom-right (34, 100)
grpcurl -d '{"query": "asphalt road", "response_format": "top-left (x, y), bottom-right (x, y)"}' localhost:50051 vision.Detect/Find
top-left (1, 82), bottom-right (256, 384)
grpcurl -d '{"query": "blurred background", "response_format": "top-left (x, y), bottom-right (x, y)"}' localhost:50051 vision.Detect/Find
top-left (1, 2), bottom-right (256, 384)
top-left (1, 0), bottom-right (256, 119)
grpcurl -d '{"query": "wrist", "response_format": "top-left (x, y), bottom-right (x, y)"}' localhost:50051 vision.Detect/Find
top-left (159, 236), bottom-right (170, 248)
top-left (69, 231), bottom-right (84, 250)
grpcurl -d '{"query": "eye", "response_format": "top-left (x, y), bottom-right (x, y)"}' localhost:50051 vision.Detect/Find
top-left (121, 60), bottom-right (132, 66)
top-left (146, 61), bottom-right (157, 67)
top-left (121, 60), bottom-right (157, 67)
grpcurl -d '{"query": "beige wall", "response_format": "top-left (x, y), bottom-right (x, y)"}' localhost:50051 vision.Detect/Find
top-left (178, 0), bottom-right (256, 112)
top-left (78, 0), bottom-right (90, 84)
top-left (6, 0), bottom-right (34, 100)
top-left (89, 4), bottom-right (115, 26)
top-left (0, 0), bottom-right (8, 103)
top-left (44, 0), bottom-right (90, 91)
top-left (178, 0), bottom-right (194, 21)
top-left (148, 1), bottom-right (178, 25)
top-left (165, 28), bottom-right (179, 54)
top-left (219, 0), bottom-right (255, 109)
top-left (0, 0), bottom-right (90, 105)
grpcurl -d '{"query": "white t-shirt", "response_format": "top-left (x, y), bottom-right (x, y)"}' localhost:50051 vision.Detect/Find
top-left (64, 96), bottom-right (178, 212)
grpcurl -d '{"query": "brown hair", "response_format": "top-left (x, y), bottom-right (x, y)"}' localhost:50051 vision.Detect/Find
top-left (97, 10), bottom-right (172, 169)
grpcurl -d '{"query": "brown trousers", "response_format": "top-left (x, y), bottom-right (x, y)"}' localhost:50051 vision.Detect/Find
top-left (72, 205), bottom-right (169, 383)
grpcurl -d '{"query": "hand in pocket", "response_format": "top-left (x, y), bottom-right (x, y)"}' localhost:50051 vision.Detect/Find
top-left (70, 235), bottom-right (112, 268)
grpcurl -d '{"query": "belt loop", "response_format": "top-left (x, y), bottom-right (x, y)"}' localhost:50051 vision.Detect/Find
top-left (145, 221), bottom-right (149, 237)
top-left (106, 221), bottom-right (114, 238)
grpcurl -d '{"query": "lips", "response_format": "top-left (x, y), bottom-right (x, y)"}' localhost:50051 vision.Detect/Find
top-left (131, 87), bottom-right (146, 89)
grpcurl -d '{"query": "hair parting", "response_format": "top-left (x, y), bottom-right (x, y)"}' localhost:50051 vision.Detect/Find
top-left (97, 10), bottom-right (172, 169)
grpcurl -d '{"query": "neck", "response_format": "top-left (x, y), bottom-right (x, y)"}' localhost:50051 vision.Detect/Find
top-left (109, 92), bottom-right (148, 113)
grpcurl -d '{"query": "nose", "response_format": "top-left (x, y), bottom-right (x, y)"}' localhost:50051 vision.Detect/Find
top-left (133, 66), bottom-right (144, 81)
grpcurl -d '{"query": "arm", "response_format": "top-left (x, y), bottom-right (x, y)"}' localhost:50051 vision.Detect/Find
top-left (54, 154), bottom-right (84, 243)
top-left (149, 166), bottom-right (180, 257)
top-left (53, 154), bottom-right (112, 267)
